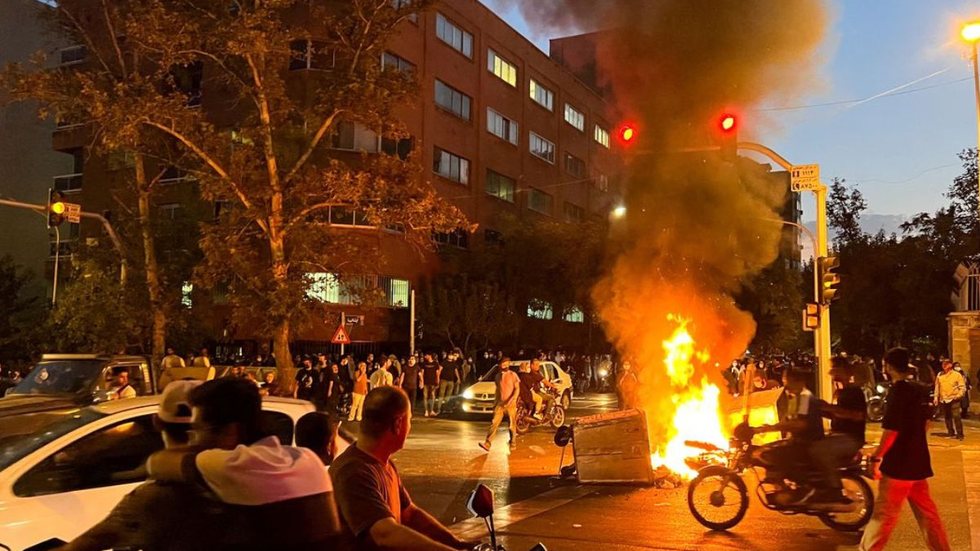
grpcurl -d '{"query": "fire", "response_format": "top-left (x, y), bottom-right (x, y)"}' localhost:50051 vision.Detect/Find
top-left (649, 316), bottom-right (729, 479)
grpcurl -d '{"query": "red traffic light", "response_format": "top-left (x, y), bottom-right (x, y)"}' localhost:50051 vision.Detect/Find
top-left (719, 114), bottom-right (737, 132)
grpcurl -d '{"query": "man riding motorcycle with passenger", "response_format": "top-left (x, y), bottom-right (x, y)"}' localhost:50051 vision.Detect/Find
top-left (517, 359), bottom-right (558, 419)
top-left (746, 365), bottom-right (864, 511)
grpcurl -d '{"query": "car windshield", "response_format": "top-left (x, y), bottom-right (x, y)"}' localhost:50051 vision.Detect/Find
top-left (8, 360), bottom-right (106, 396)
top-left (0, 408), bottom-right (106, 470)
top-left (478, 362), bottom-right (530, 382)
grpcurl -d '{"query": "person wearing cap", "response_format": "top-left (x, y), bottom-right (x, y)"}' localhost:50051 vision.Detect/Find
top-left (61, 380), bottom-right (224, 551)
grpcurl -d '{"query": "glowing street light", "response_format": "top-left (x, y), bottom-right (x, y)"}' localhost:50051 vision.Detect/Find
top-left (962, 21), bottom-right (980, 224)
top-left (612, 205), bottom-right (627, 218)
top-left (962, 21), bottom-right (980, 42)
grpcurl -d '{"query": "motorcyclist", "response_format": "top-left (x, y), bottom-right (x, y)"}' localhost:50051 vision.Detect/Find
top-left (811, 356), bottom-right (866, 508)
top-left (519, 359), bottom-right (557, 419)
top-left (748, 367), bottom-right (824, 506)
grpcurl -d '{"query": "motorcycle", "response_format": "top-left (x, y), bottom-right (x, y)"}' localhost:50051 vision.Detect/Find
top-left (865, 380), bottom-right (889, 423)
top-left (466, 484), bottom-right (547, 551)
top-left (514, 390), bottom-right (565, 434)
top-left (685, 423), bottom-right (874, 533)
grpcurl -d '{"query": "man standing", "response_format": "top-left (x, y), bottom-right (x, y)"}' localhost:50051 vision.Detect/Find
top-left (934, 360), bottom-right (965, 440)
top-left (350, 362), bottom-right (369, 422)
top-left (192, 348), bottom-right (211, 368)
top-left (370, 361), bottom-right (394, 389)
top-left (437, 351), bottom-right (460, 414)
top-left (860, 348), bottom-right (950, 551)
top-left (294, 357), bottom-right (317, 402)
top-left (480, 357), bottom-right (520, 452)
top-left (162, 347), bottom-right (185, 370)
top-left (401, 355), bottom-right (421, 412)
top-left (331, 387), bottom-right (475, 550)
top-left (420, 353), bottom-right (441, 418)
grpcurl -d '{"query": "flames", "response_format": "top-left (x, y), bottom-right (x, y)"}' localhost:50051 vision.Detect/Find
top-left (648, 316), bottom-right (730, 479)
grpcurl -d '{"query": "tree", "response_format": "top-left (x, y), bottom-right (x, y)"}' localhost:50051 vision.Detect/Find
top-left (0, 256), bottom-right (45, 363)
top-left (417, 274), bottom-right (517, 356)
top-left (737, 259), bottom-right (804, 352)
top-left (827, 177), bottom-right (867, 247)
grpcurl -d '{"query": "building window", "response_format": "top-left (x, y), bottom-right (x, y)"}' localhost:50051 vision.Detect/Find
top-left (485, 170), bottom-right (515, 202)
top-left (529, 132), bottom-right (555, 164)
top-left (563, 306), bottom-right (585, 323)
top-left (487, 49), bottom-right (517, 87)
top-left (382, 276), bottom-right (410, 308)
top-left (59, 45), bottom-right (88, 66)
top-left (435, 79), bottom-right (471, 121)
top-left (390, 0), bottom-right (418, 23)
top-left (330, 121), bottom-right (379, 152)
top-left (181, 281), bottom-right (193, 309)
top-left (433, 147), bottom-right (469, 184)
top-left (528, 188), bottom-right (553, 215)
top-left (565, 153), bottom-right (586, 178)
top-left (563, 201), bottom-right (585, 223)
top-left (435, 13), bottom-right (472, 58)
top-left (594, 171), bottom-right (609, 192)
top-left (289, 40), bottom-right (335, 71)
top-left (381, 51), bottom-right (415, 73)
top-left (306, 272), bottom-right (341, 303)
top-left (486, 108), bottom-right (518, 144)
top-left (529, 79), bottom-right (553, 111)
top-left (594, 124), bottom-right (610, 148)
top-left (527, 300), bottom-right (553, 320)
top-left (564, 104), bottom-right (585, 131)
top-left (327, 206), bottom-right (376, 228)
top-left (159, 203), bottom-right (182, 220)
top-left (433, 229), bottom-right (469, 249)
top-left (381, 136), bottom-right (414, 160)
top-left (159, 166), bottom-right (191, 185)
top-left (484, 228), bottom-right (502, 245)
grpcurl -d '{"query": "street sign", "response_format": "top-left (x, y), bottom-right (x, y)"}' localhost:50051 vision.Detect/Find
top-left (790, 164), bottom-right (821, 192)
top-left (331, 324), bottom-right (351, 345)
top-left (64, 202), bottom-right (81, 223)
top-left (345, 314), bottom-right (364, 326)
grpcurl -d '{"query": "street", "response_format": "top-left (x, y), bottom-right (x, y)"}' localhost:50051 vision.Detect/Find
top-left (344, 393), bottom-right (980, 550)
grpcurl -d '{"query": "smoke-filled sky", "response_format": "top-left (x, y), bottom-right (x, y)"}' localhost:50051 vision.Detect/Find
top-left (487, 0), bottom-right (980, 228)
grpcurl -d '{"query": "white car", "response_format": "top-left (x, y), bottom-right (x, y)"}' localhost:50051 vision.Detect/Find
top-left (0, 395), bottom-right (316, 551)
top-left (457, 360), bottom-right (574, 415)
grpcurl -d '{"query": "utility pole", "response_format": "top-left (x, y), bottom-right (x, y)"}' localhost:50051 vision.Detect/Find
top-left (410, 289), bottom-right (416, 356)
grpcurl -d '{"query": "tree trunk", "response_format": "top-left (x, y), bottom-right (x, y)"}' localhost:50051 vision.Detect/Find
top-left (268, 227), bottom-right (296, 393)
top-left (135, 153), bottom-right (167, 386)
top-left (273, 319), bottom-right (295, 394)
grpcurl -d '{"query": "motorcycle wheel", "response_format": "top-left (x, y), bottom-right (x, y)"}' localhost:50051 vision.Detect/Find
top-left (551, 406), bottom-right (566, 428)
top-left (867, 399), bottom-right (885, 423)
top-left (818, 474), bottom-right (874, 532)
top-left (687, 466), bottom-right (749, 531)
top-left (515, 411), bottom-right (531, 435)
top-left (561, 392), bottom-right (571, 410)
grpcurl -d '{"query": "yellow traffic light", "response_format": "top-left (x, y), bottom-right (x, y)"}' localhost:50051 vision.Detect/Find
top-left (803, 303), bottom-right (820, 331)
top-left (817, 256), bottom-right (841, 304)
top-left (51, 201), bottom-right (66, 214)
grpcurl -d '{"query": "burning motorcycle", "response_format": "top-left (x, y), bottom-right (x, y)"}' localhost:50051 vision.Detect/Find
top-left (685, 423), bottom-right (874, 532)
top-left (515, 389), bottom-right (566, 434)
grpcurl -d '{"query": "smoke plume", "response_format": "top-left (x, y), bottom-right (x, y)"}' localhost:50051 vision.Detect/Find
top-left (513, 1), bottom-right (830, 448)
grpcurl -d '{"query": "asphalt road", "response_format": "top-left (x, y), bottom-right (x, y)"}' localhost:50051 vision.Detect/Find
top-left (343, 393), bottom-right (980, 550)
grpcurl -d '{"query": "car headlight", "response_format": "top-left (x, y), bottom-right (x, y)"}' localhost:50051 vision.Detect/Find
top-left (462, 389), bottom-right (475, 399)
top-left (876, 384), bottom-right (886, 394)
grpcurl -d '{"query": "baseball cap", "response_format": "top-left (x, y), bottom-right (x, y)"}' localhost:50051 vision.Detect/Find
top-left (158, 379), bottom-right (202, 424)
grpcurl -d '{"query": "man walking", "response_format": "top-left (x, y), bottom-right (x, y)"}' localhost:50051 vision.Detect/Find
top-left (480, 357), bottom-right (520, 452)
top-left (420, 353), bottom-right (441, 417)
top-left (860, 347), bottom-right (950, 551)
top-left (402, 355), bottom-right (421, 412)
top-left (437, 350), bottom-right (460, 414)
top-left (934, 360), bottom-right (965, 440)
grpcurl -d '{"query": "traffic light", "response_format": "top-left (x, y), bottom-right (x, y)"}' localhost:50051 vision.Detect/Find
top-left (817, 255), bottom-right (841, 304)
top-left (802, 302), bottom-right (820, 331)
top-left (616, 122), bottom-right (637, 148)
top-left (717, 113), bottom-right (738, 160)
top-left (47, 189), bottom-right (66, 228)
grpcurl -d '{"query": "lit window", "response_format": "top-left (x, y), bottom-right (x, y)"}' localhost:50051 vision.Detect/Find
top-left (306, 272), bottom-right (341, 303)
top-left (594, 124), bottom-right (610, 148)
top-left (387, 278), bottom-right (410, 307)
top-left (486, 108), bottom-right (518, 144)
top-left (181, 282), bottom-right (193, 308)
top-left (330, 121), bottom-right (379, 152)
top-left (487, 49), bottom-right (517, 87)
top-left (435, 13), bottom-right (472, 58)
top-left (435, 80), bottom-right (471, 120)
top-left (433, 147), bottom-right (469, 184)
top-left (564, 104), bottom-right (585, 131)
top-left (529, 132), bottom-right (555, 164)
top-left (563, 306), bottom-right (585, 323)
top-left (529, 79), bottom-right (553, 111)
top-left (485, 170), bottom-right (515, 202)
top-left (527, 300), bottom-right (553, 320)
top-left (528, 188), bottom-right (553, 215)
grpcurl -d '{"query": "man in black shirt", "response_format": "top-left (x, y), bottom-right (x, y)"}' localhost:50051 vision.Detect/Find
top-left (420, 353), bottom-right (441, 417)
top-left (811, 356), bottom-right (866, 507)
top-left (294, 357), bottom-right (317, 401)
top-left (401, 355), bottom-right (421, 412)
top-left (860, 348), bottom-right (950, 551)
top-left (331, 387), bottom-right (475, 551)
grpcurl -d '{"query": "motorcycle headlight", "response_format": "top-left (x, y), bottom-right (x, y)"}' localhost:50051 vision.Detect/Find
top-left (462, 389), bottom-right (475, 399)
top-left (876, 384), bottom-right (886, 394)
top-left (598, 368), bottom-right (609, 377)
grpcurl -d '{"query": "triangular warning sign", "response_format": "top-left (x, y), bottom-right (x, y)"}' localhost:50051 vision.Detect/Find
top-left (331, 325), bottom-right (351, 345)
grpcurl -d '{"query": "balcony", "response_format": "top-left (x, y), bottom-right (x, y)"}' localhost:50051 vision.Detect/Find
top-left (53, 173), bottom-right (83, 193)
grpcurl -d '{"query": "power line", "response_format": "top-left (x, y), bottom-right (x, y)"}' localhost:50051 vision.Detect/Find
top-left (755, 76), bottom-right (972, 112)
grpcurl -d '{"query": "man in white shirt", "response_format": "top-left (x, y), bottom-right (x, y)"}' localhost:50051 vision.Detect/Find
top-left (480, 357), bottom-right (520, 452)
top-left (109, 368), bottom-right (137, 399)
top-left (934, 360), bottom-right (966, 440)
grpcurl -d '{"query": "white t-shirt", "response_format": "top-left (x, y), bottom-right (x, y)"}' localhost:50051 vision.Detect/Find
top-left (196, 436), bottom-right (332, 506)
top-left (369, 368), bottom-right (393, 388)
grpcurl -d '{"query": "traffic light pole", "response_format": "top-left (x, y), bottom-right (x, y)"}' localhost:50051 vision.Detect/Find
top-left (737, 142), bottom-right (833, 402)
top-left (0, 197), bottom-right (128, 285)
top-left (52, 225), bottom-right (60, 306)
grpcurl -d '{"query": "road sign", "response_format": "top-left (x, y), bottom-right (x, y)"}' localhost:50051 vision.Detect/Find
top-left (331, 324), bottom-right (351, 345)
top-left (790, 164), bottom-right (820, 192)
top-left (345, 314), bottom-right (364, 326)
top-left (64, 202), bottom-right (81, 223)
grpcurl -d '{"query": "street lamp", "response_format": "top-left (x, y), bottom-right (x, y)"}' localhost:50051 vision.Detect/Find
top-left (961, 21), bottom-right (980, 223)
top-left (612, 205), bottom-right (627, 218)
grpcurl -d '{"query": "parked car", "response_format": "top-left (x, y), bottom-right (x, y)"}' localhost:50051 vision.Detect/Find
top-left (0, 395), bottom-right (315, 550)
top-left (451, 360), bottom-right (574, 415)
top-left (1, 355), bottom-right (156, 417)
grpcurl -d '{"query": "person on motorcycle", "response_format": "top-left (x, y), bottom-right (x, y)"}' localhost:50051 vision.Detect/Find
top-left (529, 359), bottom-right (558, 418)
top-left (749, 367), bottom-right (824, 505)
top-left (812, 356), bottom-right (866, 508)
